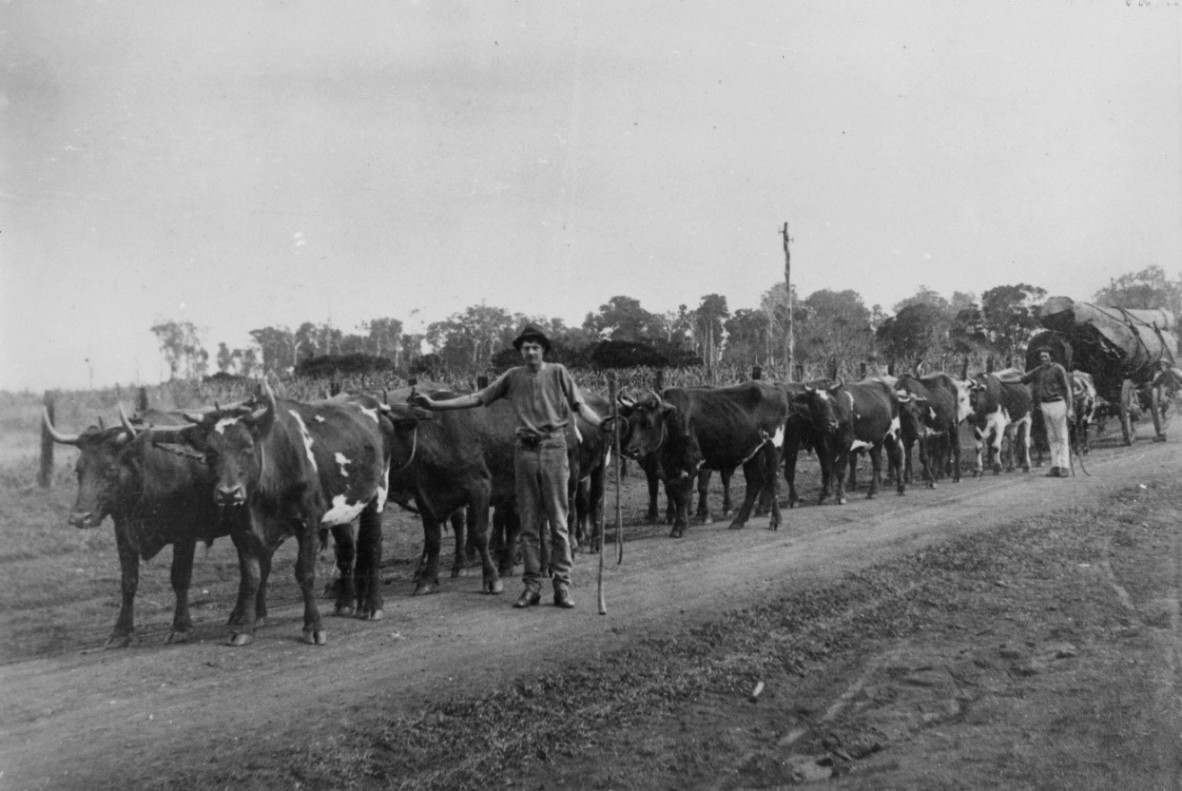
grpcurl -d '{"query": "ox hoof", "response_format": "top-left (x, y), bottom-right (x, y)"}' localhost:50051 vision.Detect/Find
top-left (105, 634), bottom-right (134, 649)
top-left (359, 609), bottom-right (383, 621)
top-left (727, 522), bottom-right (745, 531)
top-left (412, 583), bottom-right (435, 596)
top-left (167, 629), bottom-right (193, 644)
top-left (485, 579), bottom-right (505, 595)
top-left (303, 629), bottom-right (328, 646)
top-left (451, 567), bottom-right (467, 578)
top-left (669, 528), bottom-right (685, 538)
top-left (768, 522), bottom-right (781, 532)
top-left (334, 604), bottom-right (355, 617)
top-left (227, 632), bottom-right (255, 647)
top-left (836, 497), bottom-right (848, 506)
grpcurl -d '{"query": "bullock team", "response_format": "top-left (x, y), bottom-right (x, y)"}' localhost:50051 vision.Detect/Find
top-left (45, 358), bottom-right (1105, 649)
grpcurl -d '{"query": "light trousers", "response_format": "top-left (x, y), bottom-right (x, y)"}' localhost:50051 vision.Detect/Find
top-left (514, 436), bottom-right (572, 592)
top-left (1041, 399), bottom-right (1070, 470)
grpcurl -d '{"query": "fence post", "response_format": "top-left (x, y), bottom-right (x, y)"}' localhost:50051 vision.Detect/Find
top-left (330, 380), bottom-right (341, 396)
top-left (793, 364), bottom-right (804, 383)
top-left (751, 365), bottom-right (762, 380)
top-left (137, 386), bottom-right (150, 413)
top-left (477, 375), bottom-right (489, 389)
top-left (859, 362), bottom-right (867, 380)
top-left (655, 369), bottom-right (665, 392)
top-left (38, 391), bottom-right (55, 488)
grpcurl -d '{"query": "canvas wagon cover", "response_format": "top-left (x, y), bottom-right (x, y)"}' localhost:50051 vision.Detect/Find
top-left (1038, 296), bottom-right (1177, 397)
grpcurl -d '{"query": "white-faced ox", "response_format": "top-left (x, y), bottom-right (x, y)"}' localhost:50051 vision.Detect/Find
top-left (791, 379), bottom-right (905, 504)
top-left (43, 408), bottom-right (248, 648)
top-left (893, 373), bottom-right (966, 488)
top-left (967, 372), bottom-right (1032, 475)
top-left (154, 386), bottom-right (393, 646)
top-left (618, 382), bottom-right (787, 538)
top-left (1070, 371), bottom-right (1098, 455)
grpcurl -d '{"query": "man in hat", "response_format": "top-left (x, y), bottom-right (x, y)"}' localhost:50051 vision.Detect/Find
top-left (409, 324), bottom-right (613, 609)
top-left (1021, 348), bottom-right (1074, 477)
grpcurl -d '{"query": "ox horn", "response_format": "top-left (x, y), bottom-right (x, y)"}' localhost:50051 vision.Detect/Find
top-left (117, 402), bottom-right (139, 438)
top-left (42, 408), bottom-right (81, 445)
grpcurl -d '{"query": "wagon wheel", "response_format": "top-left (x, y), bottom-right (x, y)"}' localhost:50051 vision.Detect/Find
top-left (1120, 378), bottom-right (1137, 445)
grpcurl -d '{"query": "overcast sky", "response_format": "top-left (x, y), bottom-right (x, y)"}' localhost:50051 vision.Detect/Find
top-left (2, 1), bottom-right (1180, 391)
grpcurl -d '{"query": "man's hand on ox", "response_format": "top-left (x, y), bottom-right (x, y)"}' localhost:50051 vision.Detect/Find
top-left (599, 416), bottom-right (617, 435)
top-left (408, 393), bottom-right (434, 410)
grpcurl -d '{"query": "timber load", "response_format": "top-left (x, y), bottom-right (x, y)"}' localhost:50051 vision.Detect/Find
top-left (1037, 296), bottom-right (1176, 391)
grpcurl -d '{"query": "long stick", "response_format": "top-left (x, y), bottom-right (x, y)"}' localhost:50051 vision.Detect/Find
top-left (613, 375), bottom-right (623, 566)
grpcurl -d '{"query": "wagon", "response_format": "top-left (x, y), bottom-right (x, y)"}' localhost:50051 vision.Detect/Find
top-left (1028, 296), bottom-right (1178, 445)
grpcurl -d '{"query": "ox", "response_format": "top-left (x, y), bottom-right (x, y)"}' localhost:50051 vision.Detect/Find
top-left (1069, 370), bottom-right (1098, 455)
top-left (781, 380), bottom-right (833, 508)
top-left (967, 372), bottom-right (1033, 475)
top-left (619, 382), bottom-right (787, 538)
top-left (382, 386), bottom-right (515, 595)
top-left (893, 373), bottom-right (966, 487)
top-left (43, 408), bottom-right (248, 647)
top-left (570, 392), bottom-right (613, 551)
top-left (792, 379), bottom-right (905, 504)
top-left (155, 385), bottom-right (393, 646)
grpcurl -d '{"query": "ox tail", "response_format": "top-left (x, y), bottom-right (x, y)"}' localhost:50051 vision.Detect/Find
top-left (319, 528), bottom-right (329, 552)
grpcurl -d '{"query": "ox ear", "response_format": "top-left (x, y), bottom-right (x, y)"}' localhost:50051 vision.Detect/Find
top-left (42, 408), bottom-right (81, 446)
top-left (828, 379), bottom-right (845, 394)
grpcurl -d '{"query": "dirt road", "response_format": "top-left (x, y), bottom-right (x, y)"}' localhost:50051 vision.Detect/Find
top-left (2, 428), bottom-right (1179, 790)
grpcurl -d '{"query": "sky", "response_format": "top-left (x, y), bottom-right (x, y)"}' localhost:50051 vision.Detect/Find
top-left (2, 0), bottom-right (1180, 391)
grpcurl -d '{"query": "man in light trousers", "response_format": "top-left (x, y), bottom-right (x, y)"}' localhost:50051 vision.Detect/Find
top-left (1022, 349), bottom-right (1075, 477)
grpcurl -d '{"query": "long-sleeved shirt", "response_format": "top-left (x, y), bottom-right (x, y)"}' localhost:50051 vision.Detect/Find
top-left (1021, 362), bottom-right (1071, 403)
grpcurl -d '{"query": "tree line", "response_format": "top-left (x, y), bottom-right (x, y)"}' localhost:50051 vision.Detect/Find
top-left (150, 265), bottom-right (1182, 383)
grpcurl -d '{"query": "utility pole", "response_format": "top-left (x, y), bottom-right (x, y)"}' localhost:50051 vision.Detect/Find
top-left (780, 221), bottom-right (795, 380)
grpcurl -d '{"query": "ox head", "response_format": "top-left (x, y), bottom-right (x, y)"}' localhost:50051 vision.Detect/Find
top-left (149, 386), bottom-right (277, 508)
top-left (615, 389), bottom-right (674, 460)
top-left (893, 385), bottom-right (935, 437)
top-left (44, 409), bottom-right (136, 529)
top-left (793, 381), bottom-right (843, 435)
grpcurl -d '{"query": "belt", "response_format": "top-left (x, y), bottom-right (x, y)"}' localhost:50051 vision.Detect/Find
top-left (1042, 397), bottom-right (1064, 403)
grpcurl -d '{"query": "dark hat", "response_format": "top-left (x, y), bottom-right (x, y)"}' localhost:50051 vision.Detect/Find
top-left (512, 323), bottom-right (551, 352)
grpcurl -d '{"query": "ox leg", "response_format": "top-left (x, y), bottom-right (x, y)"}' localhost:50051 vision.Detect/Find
top-left (917, 435), bottom-right (935, 489)
top-left (449, 509), bottom-right (468, 578)
top-left (865, 446), bottom-right (882, 499)
top-left (469, 487), bottom-right (503, 595)
top-left (666, 475), bottom-right (693, 538)
top-left (107, 527), bottom-right (139, 649)
top-left (355, 505), bottom-right (384, 620)
top-left (643, 457), bottom-right (662, 523)
top-left (722, 468), bottom-right (737, 517)
top-left (414, 516), bottom-right (444, 596)
top-left (756, 444), bottom-right (782, 530)
top-left (227, 527), bottom-right (265, 646)
top-left (329, 525), bottom-right (357, 617)
top-left (585, 467), bottom-right (605, 553)
top-left (888, 438), bottom-right (906, 495)
top-left (832, 450), bottom-right (849, 505)
top-left (696, 469), bottom-right (713, 523)
top-left (167, 538), bottom-right (197, 644)
top-left (1017, 420), bottom-right (1032, 472)
top-left (729, 459), bottom-right (759, 530)
top-left (783, 441), bottom-right (802, 508)
top-left (295, 523), bottom-right (327, 646)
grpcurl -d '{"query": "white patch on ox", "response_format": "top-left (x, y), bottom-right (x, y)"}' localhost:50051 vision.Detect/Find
top-left (574, 424), bottom-right (584, 445)
top-left (374, 461), bottom-right (390, 513)
top-left (335, 452), bottom-right (351, 477)
top-left (770, 425), bottom-right (784, 448)
top-left (214, 416), bottom-right (240, 435)
top-left (287, 410), bottom-right (318, 472)
top-left (850, 439), bottom-right (871, 452)
top-left (314, 415), bottom-right (326, 423)
top-left (604, 447), bottom-right (613, 468)
top-left (357, 405), bottom-right (380, 424)
top-left (885, 416), bottom-right (901, 442)
top-left (322, 495), bottom-right (367, 527)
